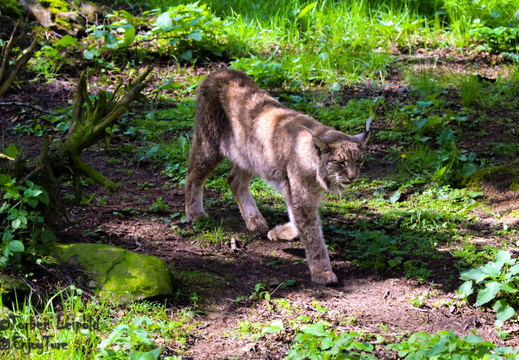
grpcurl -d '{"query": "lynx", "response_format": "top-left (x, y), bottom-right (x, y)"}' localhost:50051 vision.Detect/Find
top-left (185, 69), bottom-right (371, 285)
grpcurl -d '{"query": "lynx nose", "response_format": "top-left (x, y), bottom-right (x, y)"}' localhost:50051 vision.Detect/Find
top-left (346, 169), bottom-right (358, 182)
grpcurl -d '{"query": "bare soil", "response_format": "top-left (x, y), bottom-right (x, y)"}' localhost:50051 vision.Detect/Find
top-left (1, 56), bottom-right (519, 359)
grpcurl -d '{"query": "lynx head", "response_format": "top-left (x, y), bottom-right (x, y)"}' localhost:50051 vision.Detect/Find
top-left (305, 117), bottom-right (371, 194)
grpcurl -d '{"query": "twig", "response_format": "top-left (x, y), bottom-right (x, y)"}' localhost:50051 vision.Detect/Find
top-left (0, 102), bottom-right (57, 115)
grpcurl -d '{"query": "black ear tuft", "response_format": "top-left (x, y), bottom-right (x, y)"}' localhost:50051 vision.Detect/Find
top-left (352, 115), bottom-right (372, 147)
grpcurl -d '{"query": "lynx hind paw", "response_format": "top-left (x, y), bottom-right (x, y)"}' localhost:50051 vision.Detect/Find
top-left (311, 271), bottom-right (338, 286)
top-left (267, 224), bottom-right (298, 241)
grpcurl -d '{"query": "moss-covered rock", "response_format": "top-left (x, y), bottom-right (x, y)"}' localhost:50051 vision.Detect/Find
top-left (50, 243), bottom-right (175, 303)
top-left (0, 273), bottom-right (32, 307)
top-left (465, 160), bottom-right (519, 191)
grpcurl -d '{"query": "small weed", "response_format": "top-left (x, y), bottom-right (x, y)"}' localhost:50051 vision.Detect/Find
top-left (149, 196), bottom-right (170, 212)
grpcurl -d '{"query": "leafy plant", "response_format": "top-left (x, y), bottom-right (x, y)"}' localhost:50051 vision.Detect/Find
top-left (0, 167), bottom-right (56, 269)
top-left (96, 317), bottom-right (163, 359)
top-left (457, 250), bottom-right (519, 327)
top-left (470, 20), bottom-right (519, 53)
top-left (387, 330), bottom-right (518, 359)
top-left (400, 124), bottom-right (484, 184)
top-left (230, 56), bottom-right (291, 88)
top-left (285, 322), bottom-right (376, 360)
top-left (148, 2), bottom-right (227, 61)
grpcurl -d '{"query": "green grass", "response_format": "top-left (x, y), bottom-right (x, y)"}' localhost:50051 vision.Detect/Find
top-left (0, 286), bottom-right (196, 359)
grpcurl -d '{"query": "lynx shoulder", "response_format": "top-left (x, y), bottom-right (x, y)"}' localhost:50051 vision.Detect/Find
top-left (185, 69), bottom-right (371, 285)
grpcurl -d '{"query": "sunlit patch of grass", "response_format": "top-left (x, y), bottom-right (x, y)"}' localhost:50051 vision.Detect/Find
top-left (0, 286), bottom-right (197, 359)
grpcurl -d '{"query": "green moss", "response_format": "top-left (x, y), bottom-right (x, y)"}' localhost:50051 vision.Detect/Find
top-left (0, 0), bottom-right (24, 19)
top-left (50, 243), bottom-right (176, 303)
top-left (40, 0), bottom-right (72, 14)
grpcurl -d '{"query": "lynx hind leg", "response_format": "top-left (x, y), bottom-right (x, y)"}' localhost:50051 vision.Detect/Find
top-left (185, 149), bottom-right (222, 223)
top-left (227, 165), bottom-right (269, 235)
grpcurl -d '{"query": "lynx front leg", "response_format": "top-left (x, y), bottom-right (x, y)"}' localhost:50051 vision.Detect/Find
top-left (227, 165), bottom-right (269, 235)
top-left (287, 193), bottom-right (337, 285)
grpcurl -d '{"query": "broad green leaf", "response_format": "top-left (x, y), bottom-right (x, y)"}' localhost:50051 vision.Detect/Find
top-left (24, 187), bottom-right (43, 198)
top-left (495, 250), bottom-right (514, 265)
top-left (41, 230), bottom-right (56, 244)
top-left (482, 260), bottom-right (504, 278)
top-left (460, 267), bottom-right (487, 283)
top-left (187, 31), bottom-right (202, 41)
top-left (122, 25), bottom-right (136, 48)
top-left (105, 34), bottom-right (118, 49)
top-left (509, 264), bottom-right (519, 276)
top-left (5, 144), bottom-right (18, 159)
top-left (464, 334), bottom-right (485, 344)
top-left (180, 50), bottom-right (193, 60)
top-left (156, 12), bottom-right (172, 31)
top-left (8, 240), bottom-right (25, 253)
top-left (457, 280), bottom-right (473, 298)
top-left (297, 2), bottom-right (317, 18)
top-left (461, 162), bottom-right (478, 178)
top-left (11, 218), bottom-right (21, 230)
top-left (2, 230), bottom-right (12, 242)
top-left (188, 16), bottom-right (203, 27)
top-left (429, 336), bottom-right (449, 356)
top-left (83, 49), bottom-right (100, 60)
top-left (389, 190), bottom-right (401, 204)
top-left (118, 10), bottom-right (135, 23)
top-left (493, 299), bottom-right (515, 327)
top-left (500, 280), bottom-right (518, 293)
top-left (475, 281), bottom-right (501, 306)
top-left (261, 319), bottom-right (284, 334)
top-left (300, 322), bottom-right (329, 337)
top-left (433, 165), bottom-right (448, 180)
top-left (128, 348), bottom-right (162, 360)
top-left (55, 35), bottom-right (77, 47)
top-left (38, 191), bottom-right (50, 206)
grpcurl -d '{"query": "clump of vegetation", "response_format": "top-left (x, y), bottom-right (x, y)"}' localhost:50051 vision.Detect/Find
top-left (0, 0), bottom-right (24, 18)
top-left (0, 170), bottom-right (55, 269)
top-left (457, 250), bottom-right (519, 327)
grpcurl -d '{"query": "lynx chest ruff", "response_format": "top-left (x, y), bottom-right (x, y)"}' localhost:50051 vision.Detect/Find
top-left (184, 69), bottom-right (371, 285)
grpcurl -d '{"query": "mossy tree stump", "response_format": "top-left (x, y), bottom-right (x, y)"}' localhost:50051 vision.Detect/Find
top-left (8, 66), bottom-right (153, 224)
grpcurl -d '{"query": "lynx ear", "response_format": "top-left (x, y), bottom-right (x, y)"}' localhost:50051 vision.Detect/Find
top-left (301, 126), bottom-right (330, 154)
top-left (352, 115), bottom-right (372, 147)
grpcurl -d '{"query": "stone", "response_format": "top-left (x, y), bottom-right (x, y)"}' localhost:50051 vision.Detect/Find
top-left (0, 273), bottom-right (32, 307)
top-left (49, 243), bottom-right (175, 303)
top-left (19, 0), bottom-right (54, 27)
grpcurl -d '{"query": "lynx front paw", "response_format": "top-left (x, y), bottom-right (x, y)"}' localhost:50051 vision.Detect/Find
top-left (267, 223), bottom-right (298, 241)
top-left (185, 210), bottom-right (209, 223)
top-left (311, 271), bottom-right (338, 286)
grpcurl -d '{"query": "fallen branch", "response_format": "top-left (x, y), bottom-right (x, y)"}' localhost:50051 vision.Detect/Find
top-left (0, 101), bottom-right (58, 115)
